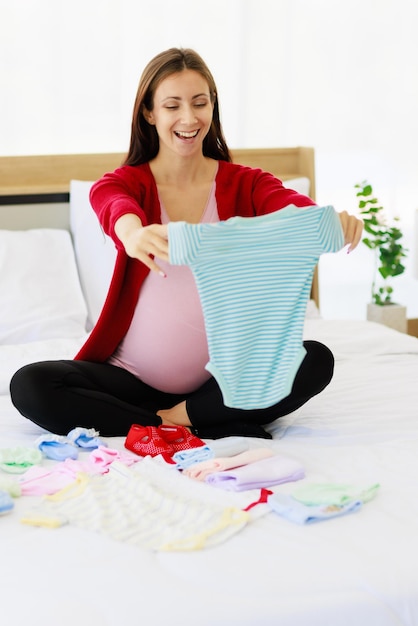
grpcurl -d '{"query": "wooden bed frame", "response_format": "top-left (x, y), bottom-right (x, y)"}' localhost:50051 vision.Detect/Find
top-left (0, 146), bottom-right (318, 305)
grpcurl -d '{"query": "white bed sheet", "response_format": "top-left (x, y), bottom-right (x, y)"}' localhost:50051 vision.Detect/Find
top-left (1, 320), bottom-right (418, 626)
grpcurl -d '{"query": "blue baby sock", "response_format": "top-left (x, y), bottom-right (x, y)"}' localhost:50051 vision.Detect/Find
top-left (0, 490), bottom-right (14, 515)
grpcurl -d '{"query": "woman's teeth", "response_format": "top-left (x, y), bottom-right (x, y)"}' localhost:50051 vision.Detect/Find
top-left (175, 130), bottom-right (199, 138)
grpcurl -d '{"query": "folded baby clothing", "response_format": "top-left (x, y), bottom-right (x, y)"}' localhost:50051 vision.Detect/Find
top-left (21, 458), bottom-right (251, 551)
top-left (19, 447), bottom-right (140, 496)
top-left (268, 482), bottom-right (379, 525)
top-left (174, 437), bottom-right (252, 472)
top-left (207, 437), bottom-right (251, 458)
top-left (268, 493), bottom-right (362, 525)
top-left (291, 482), bottom-right (380, 506)
top-left (172, 445), bottom-right (214, 470)
top-left (184, 448), bottom-right (274, 481)
top-left (205, 454), bottom-right (305, 491)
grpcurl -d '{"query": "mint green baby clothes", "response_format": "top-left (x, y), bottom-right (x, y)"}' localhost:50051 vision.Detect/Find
top-left (168, 205), bottom-right (343, 409)
top-left (291, 482), bottom-right (380, 506)
top-left (0, 447), bottom-right (42, 474)
top-left (268, 493), bottom-right (362, 525)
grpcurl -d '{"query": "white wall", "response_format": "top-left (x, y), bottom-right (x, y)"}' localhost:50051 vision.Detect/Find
top-left (1, 0), bottom-right (418, 319)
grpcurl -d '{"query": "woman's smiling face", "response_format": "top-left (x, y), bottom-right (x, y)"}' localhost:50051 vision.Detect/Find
top-left (144, 69), bottom-right (214, 158)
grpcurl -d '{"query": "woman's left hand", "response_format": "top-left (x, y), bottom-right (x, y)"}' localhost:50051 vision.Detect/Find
top-left (338, 210), bottom-right (363, 253)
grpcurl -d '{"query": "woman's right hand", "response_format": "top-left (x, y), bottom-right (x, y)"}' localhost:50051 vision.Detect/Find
top-left (115, 214), bottom-right (169, 276)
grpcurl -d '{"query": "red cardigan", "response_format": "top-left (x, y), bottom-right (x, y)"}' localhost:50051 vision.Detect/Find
top-left (75, 161), bottom-right (314, 362)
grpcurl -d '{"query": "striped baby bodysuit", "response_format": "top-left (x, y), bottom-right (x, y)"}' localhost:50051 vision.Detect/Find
top-left (168, 205), bottom-right (344, 409)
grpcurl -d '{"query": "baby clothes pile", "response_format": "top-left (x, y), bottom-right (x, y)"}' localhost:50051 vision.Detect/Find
top-left (0, 427), bottom-right (107, 514)
top-left (1, 424), bottom-right (380, 549)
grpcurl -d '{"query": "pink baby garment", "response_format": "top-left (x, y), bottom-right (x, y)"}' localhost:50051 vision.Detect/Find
top-left (184, 448), bottom-right (274, 481)
top-left (19, 447), bottom-right (139, 496)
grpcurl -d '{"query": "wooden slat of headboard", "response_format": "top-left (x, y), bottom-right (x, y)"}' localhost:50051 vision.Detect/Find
top-left (0, 153), bottom-right (126, 196)
top-left (0, 147), bottom-right (315, 199)
top-left (231, 147), bottom-right (316, 199)
top-left (0, 147), bottom-right (319, 306)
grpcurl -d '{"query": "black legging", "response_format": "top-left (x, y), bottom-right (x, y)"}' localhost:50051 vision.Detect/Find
top-left (10, 340), bottom-right (334, 439)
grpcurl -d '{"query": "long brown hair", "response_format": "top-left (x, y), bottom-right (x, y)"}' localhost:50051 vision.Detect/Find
top-left (124, 48), bottom-right (232, 166)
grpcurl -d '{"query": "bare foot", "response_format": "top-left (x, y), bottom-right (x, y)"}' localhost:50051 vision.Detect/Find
top-left (157, 400), bottom-right (192, 429)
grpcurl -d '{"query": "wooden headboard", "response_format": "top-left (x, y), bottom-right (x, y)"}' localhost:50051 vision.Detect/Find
top-left (0, 146), bottom-right (318, 305)
top-left (0, 147), bottom-right (315, 197)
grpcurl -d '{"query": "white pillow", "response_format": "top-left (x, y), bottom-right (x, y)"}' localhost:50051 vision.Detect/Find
top-left (69, 180), bottom-right (117, 330)
top-left (284, 177), bottom-right (311, 196)
top-left (0, 229), bottom-right (88, 344)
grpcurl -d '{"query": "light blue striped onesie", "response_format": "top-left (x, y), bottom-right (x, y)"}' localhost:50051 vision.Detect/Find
top-left (168, 205), bottom-right (344, 410)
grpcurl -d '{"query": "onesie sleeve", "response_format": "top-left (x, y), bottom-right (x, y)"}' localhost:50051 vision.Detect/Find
top-left (168, 221), bottom-right (202, 266)
top-left (316, 206), bottom-right (345, 253)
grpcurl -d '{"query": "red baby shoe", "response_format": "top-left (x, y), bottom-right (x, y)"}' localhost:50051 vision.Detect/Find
top-left (157, 425), bottom-right (205, 453)
top-left (125, 424), bottom-right (173, 459)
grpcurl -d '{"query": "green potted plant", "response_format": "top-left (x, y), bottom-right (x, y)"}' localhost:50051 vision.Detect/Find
top-left (355, 180), bottom-right (408, 332)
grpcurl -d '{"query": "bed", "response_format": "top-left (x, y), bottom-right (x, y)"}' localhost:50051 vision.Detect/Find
top-left (1, 147), bottom-right (418, 626)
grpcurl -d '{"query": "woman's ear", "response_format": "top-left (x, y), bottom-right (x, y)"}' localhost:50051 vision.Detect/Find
top-left (143, 108), bottom-right (155, 125)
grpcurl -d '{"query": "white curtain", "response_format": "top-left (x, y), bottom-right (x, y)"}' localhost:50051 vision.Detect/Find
top-left (1, 0), bottom-right (418, 318)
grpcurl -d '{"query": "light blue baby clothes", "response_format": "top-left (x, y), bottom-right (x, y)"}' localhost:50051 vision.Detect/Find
top-left (0, 490), bottom-right (14, 514)
top-left (168, 205), bottom-right (343, 409)
top-left (268, 492), bottom-right (362, 525)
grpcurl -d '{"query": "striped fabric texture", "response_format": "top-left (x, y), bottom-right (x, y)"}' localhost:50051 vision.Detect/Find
top-left (168, 205), bottom-right (344, 409)
top-left (21, 458), bottom-right (251, 551)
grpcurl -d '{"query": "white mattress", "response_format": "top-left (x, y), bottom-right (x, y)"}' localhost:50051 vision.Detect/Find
top-left (2, 319), bottom-right (418, 626)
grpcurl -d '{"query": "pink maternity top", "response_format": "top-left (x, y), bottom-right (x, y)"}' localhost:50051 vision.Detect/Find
top-left (108, 183), bottom-right (219, 394)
